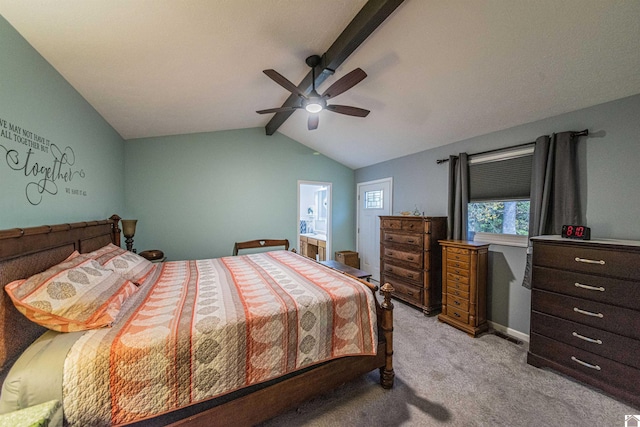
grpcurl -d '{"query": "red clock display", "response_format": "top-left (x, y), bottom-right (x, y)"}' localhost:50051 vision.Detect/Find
top-left (561, 225), bottom-right (591, 240)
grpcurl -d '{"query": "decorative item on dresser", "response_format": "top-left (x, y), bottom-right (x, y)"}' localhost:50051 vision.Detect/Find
top-left (437, 240), bottom-right (490, 337)
top-left (527, 236), bottom-right (640, 408)
top-left (380, 216), bottom-right (447, 315)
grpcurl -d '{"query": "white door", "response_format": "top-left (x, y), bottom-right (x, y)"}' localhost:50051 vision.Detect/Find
top-left (357, 178), bottom-right (392, 282)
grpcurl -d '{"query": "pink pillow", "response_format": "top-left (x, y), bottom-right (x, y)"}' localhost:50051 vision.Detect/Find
top-left (5, 254), bottom-right (137, 332)
top-left (84, 243), bottom-right (155, 284)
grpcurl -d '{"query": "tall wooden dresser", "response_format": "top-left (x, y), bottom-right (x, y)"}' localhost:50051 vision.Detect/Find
top-left (437, 240), bottom-right (490, 337)
top-left (528, 236), bottom-right (640, 408)
top-left (379, 216), bottom-right (447, 315)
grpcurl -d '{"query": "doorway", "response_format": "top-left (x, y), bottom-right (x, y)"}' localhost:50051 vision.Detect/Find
top-left (357, 177), bottom-right (392, 282)
top-left (298, 181), bottom-right (332, 261)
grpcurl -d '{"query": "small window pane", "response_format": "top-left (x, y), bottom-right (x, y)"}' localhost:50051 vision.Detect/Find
top-left (364, 190), bottom-right (383, 209)
top-left (468, 200), bottom-right (530, 236)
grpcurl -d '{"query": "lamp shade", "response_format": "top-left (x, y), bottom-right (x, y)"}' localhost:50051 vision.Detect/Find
top-left (121, 219), bottom-right (137, 238)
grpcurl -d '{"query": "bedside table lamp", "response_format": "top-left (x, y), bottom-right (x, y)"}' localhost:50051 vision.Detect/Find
top-left (121, 219), bottom-right (138, 252)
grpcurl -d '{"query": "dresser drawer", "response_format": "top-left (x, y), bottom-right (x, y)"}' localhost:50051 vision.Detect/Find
top-left (446, 250), bottom-right (470, 263)
top-left (532, 290), bottom-right (640, 340)
top-left (447, 294), bottom-right (469, 312)
top-left (382, 231), bottom-right (423, 248)
top-left (446, 262), bottom-right (469, 277)
top-left (382, 275), bottom-right (422, 306)
top-left (447, 279), bottom-right (470, 293)
top-left (444, 305), bottom-right (469, 324)
top-left (446, 271), bottom-right (469, 285)
top-left (533, 241), bottom-right (640, 280)
top-left (447, 286), bottom-right (469, 300)
top-left (381, 218), bottom-right (426, 232)
top-left (530, 333), bottom-right (640, 395)
top-left (531, 311), bottom-right (640, 369)
top-left (383, 247), bottom-right (422, 268)
top-left (533, 266), bottom-right (640, 310)
top-left (383, 262), bottom-right (422, 282)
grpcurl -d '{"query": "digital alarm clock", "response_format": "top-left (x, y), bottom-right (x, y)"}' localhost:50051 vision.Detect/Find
top-left (561, 225), bottom-right (591, 240)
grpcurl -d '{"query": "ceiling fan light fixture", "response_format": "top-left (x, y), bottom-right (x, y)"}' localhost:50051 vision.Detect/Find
top-left (305, 102), bottom-right (323, 113)
top-left (303, 90), bottom-right (325, 113)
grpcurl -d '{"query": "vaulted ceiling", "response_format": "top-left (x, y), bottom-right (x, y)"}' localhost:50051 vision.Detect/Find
top-left (2, 1), bottom-right (639, 169)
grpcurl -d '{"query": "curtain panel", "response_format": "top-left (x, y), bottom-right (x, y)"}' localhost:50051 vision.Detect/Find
top-left (447, 153), bottom-right (469, 240)
top-left (522, 131), bottom-right (581, 289)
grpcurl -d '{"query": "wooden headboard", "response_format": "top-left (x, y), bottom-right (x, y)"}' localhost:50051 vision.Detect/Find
top-left (0, 215), bottom-right (121, 380)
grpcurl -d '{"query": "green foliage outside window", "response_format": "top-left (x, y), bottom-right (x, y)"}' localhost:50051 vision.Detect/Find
top-left (468, 201), bottom-right (530, 236)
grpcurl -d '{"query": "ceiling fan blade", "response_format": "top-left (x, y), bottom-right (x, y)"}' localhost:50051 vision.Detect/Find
top-left (263, 69), bottom-right (306, 97)
top-left (256, 106), bottom-right (299, 114)
top-left (321, 68), bottom-right (367, 99)
top-left (308, 114), bottom-right (319, 130)
top-left (326, 104), bottom-right (370, 117)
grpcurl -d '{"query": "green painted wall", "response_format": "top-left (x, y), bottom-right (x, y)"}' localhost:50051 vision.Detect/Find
top-left (356, 94), bottom-right (640, 335)
top-left (0, 16), bottom-right (125, 228)
top-left (124, 128), bottom-right (356, 261)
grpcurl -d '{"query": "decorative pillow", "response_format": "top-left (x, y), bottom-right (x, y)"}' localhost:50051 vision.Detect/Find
top-left (0, 399), bottom-right (61, 427)
top-left (5, 255), bottom-right (138, 332)
top-left (84, 243), bottom-right (155, 284)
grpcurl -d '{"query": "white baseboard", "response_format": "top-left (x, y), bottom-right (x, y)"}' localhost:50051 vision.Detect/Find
top-left (488, 320), bottom-right (530, 344)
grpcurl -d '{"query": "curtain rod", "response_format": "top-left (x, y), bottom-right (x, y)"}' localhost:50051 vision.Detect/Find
top-left (435, 129), bottom-right (589, 164)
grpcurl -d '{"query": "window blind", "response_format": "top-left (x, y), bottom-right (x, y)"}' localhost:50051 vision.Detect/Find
top-left (469, 154), bottom-right (533, 201)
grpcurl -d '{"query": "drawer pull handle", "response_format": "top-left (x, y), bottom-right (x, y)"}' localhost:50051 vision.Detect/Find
top-left (406, 274), bottom-right (414, 279)
top-left (574, 257), bottom-right (605, 265)
top-left (571, 356), bottom-right (601, 371)
top-left (407, 256), bottom-right (415, 261)
top-left (454, 300), bottom-right (460, 305)
top-left (453, 312), bottom-right (460, 318)
top-left (573, 307), bottom-right (604, 318)
top-left (407, 291), bottom-right (414, 296)
top-left (407, 239), bottom-right (416, 243)
top-left (574, 282), bottom-right (605, 292)
top-left (572, 331), bottom-right (603, 345)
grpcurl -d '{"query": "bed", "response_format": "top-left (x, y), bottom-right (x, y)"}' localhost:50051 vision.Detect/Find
top-left (0, 215), bottom-right (394, 426)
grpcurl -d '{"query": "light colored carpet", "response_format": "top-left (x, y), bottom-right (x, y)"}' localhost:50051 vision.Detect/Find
top-left (259, 300), bottom-right (638, 426)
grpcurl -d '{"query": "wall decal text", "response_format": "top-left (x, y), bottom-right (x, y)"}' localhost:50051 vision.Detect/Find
top-left (0, 116), bottom-right (86, 206)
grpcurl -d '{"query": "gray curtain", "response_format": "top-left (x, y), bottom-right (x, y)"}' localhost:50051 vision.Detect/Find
top-left (522, 131), bottom-right (581, 288)
top-left (447, 153), bottom-right (469, 240)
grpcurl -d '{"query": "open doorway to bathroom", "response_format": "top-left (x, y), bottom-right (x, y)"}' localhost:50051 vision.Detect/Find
top-left (298, 181), bottom-right (331, 261)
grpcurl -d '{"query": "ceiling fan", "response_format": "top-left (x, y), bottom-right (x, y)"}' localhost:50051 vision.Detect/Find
top-left (257, 55), bottom-right (370, 130)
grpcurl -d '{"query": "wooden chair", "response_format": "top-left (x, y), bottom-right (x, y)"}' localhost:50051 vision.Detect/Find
top-left (232, 239), bottom-right (290, 256)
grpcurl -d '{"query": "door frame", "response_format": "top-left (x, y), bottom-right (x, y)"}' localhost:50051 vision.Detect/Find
top-left (356, 177), bottom-right (393, 280)
top-left (297, 180), bottom-right (332, 260)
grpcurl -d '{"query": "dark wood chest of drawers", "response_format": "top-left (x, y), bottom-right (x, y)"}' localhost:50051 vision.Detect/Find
top-left (437, 240), bottom-right (490, 337)
top-left (528, 236), bottom-right (640, 408)
top-left (379, 216), bottom-right (447, 314)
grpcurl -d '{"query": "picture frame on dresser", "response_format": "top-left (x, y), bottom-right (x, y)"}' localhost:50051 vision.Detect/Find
top-left (527, 235), bottom-right (640, 409)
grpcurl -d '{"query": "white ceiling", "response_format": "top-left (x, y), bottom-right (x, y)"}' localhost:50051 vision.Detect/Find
top-left (1, 1), bottom-right (639, 169)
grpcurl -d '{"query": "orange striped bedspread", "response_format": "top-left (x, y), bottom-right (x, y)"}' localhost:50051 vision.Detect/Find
top-left (62, 250), bottom-right (378, 426)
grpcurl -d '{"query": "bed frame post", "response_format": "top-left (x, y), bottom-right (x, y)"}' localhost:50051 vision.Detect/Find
top-left (109, 214), bottom-right (121, 247)
top-left (379, 282), bottom-right (395, 389)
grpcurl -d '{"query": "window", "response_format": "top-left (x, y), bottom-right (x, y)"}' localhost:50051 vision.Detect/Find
top-left (364, 190), bottom-right (383, 209)
top-left (467, 146), bottom-right (533, 247)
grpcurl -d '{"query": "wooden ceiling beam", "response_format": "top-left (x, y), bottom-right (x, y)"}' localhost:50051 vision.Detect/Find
top-left (265, 0), bottom-right (405, 135)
